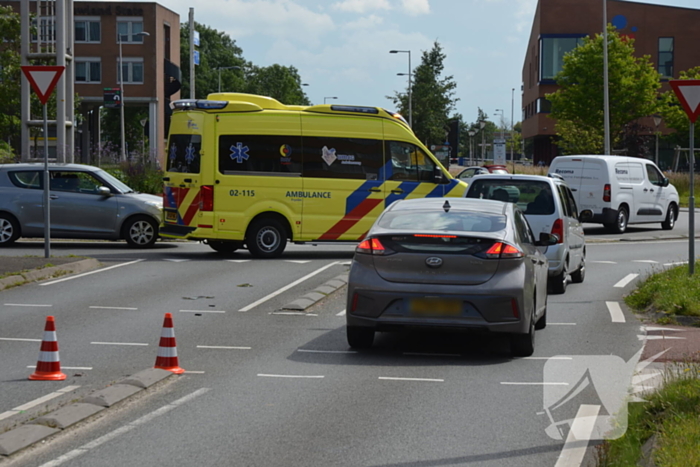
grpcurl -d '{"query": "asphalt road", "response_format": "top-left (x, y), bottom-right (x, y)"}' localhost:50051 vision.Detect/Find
top-left (0, 235), bottom-right (696, 467)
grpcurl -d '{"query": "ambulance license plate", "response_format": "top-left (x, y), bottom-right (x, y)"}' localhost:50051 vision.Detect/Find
top-left (165, 210), bottom-right (178, 222)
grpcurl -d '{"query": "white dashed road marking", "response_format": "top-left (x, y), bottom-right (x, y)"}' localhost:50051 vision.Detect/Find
top-left (89, 306), bottom-right (138, 310)
top-left (258, 374), bottom-right (325, 379)
top-left (606, 301), bottom-right (625, 323)
top-left (227, 260), bottom-right (251, 263)
top-left (4, 303), bottom-right (52, 307)
top-left (286, 260), bottom-right (311, 264)
top-left (336, 309), bottom-right (346, 316)
top-left (27, 366), bottom-right (92, 370)
top-left (0, 337), bottom-right (41, 342)
top-left (297, 349), bottom-right (357, 354)
top-left (197, 345), bottom-right (251, 350)
top-left (179, 309), bottom-right (226, 314)
top-left (614, 274), bottom-right (639, 288)
top-left (40, 259), bottom-right (145, 286)
top-left (403, 352), bottom-right (460, 357)
top-left (90, 342), bottom-right (149, 346)
top-left (164, 259), bottom-right (189, 262)
top-left (379, 377), bottom-right (444, 382)
top-left (633, 260), bottom-right (658, 263)
top-left (501, 382), bottom-right (569, 386)
top-left (549, 323), bottom-right (577, 326)
top-left (590, 261), bottom-right (616, 264)
top-left (523, 357), bottom-right (573, 360)
top-left (271, 311), bottom-right (318, 316)
top-left (638, 335), bottom-right (686, 341)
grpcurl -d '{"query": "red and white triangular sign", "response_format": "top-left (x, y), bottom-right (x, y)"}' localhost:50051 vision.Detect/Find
top-left (21, 66), bottom-right (65, 105)
top-left (669, 79), bottom-right (700, 124)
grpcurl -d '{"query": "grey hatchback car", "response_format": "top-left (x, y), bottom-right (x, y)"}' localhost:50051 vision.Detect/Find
top-left (345, 197), bottom-right (556, 357)
top-left (0, 163), bottom-right (162, 248)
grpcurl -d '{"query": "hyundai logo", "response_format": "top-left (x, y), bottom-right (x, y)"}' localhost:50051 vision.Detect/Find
top-left (426, 257), bottom-right (443, 268)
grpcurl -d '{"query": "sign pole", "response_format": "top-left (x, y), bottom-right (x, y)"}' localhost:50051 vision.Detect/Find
top-left (43, 103), bottom-right (51, 259)
top-left (690, 123), bottom-right (695, 275)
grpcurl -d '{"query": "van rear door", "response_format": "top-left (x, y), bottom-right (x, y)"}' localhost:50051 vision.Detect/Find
top-left (578, 158), bottom-right (607, 214)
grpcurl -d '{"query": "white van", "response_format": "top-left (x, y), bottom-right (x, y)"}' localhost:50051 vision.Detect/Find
top-left (549, 155), bottom-right (679, 233)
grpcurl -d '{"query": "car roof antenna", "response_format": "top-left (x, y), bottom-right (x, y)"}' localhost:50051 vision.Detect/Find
top-left (443, 200), bottom-right (451, 212)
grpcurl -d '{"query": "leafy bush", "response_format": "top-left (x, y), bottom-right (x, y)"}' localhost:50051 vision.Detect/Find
top-left (104, 160), bottom-right (163, 195)
top-left (0, 141), bottom-right (17, 164)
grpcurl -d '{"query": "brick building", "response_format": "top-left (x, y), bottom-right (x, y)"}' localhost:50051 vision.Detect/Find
top-left (1, 1), bottom-right (181, 165)
top-left (522, 0), bottom-right (700, 165)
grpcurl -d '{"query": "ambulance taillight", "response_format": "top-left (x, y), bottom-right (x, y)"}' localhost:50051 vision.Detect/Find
top-left (200, 186), bottom-right (214, 211)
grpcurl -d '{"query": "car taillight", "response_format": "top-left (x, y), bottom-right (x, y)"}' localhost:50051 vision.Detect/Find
top-left (603, 184), bottom-right (611, 203)
top-left (551, 218), bottom-right (564, 244)
top-left (481, 242), bottom-right (524, 259)
top-left (351, 292), bottom-right (359, 312)
top-left (356, 238), bottom-right (389, 255)
top-left (200, 185), bottom-right (213, 211)
top-left (511, 298), bottom-right (520, 319)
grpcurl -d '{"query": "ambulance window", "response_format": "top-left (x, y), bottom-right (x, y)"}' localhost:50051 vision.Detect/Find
top-left (167, 134), bottom-right (201, 173)
top-left (302, 137), bottom-right (383, 180)
top-left (218, 135), bottom-right (302, 175)
top-left (386, 141), bottom-right (436, 182)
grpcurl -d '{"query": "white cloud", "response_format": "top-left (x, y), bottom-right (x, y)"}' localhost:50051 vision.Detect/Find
top-left (400, 0), bottom-right (430, 16)
top-left (332, 0), bottom-right (391, 14)
top-left (345, 15), bottom-right (385, 30)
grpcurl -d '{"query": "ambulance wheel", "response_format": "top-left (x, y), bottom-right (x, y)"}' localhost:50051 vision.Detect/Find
top-left (247, 218), bottom-right (287, 258)
top-left (207, 240), bottom-right (242, 254)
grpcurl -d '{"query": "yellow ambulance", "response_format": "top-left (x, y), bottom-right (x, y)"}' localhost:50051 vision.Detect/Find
top-left (160, 93), bottom-right (467, 258)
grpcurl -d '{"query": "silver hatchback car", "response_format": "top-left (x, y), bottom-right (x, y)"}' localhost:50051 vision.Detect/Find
top-left (345, 197), bottom-right (556, 357)
top-left (465, 174), bottom-right (586, 294)
top-left (0, 163), bottom-right (162, 248)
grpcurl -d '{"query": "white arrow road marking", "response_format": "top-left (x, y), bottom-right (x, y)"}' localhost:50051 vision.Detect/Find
top-left (555, 404), bottom-right (601, 467)
top-left (606, 302), bottom-right (625, 323)
top-left (637, 335), bottom-right (686, 341)
top-left (614, 274), bottom-right (639, 288)
top-left (642, 326), bottom-right (686, 332)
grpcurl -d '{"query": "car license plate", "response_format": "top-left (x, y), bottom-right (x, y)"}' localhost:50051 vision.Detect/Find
top-left (165, 210), bottom-right (178, 222)
top-left (409, 298), bottom-right (462, 316)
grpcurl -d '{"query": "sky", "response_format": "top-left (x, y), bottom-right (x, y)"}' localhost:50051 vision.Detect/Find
top-left (114, 0), bottom-right (699, 126)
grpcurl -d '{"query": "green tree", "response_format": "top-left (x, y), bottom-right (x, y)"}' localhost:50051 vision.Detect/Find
top-left (0, 6), bottom-right (22, 153)
top-left (244, 64), bottom-right (311, 105)
top-left (180, 22), bottom-right (246, 99)
top-left (547, 25), bottom-right (661, 155)
top-left (388, 41), bottom-right (458, 147)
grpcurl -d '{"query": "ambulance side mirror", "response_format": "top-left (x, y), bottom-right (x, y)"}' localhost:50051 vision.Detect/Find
top-left (434, 167), bottom-right (446, 184)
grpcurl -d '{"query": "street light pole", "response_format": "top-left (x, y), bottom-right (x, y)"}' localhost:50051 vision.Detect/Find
top-left (653, 114), bottom-right (662, 166)
top-left (119, 30), bottom-right (149, 163)
top-left (511, 88), bottom-right (515, 172)
top-left (603, 0), bottom-right (611, 155)
top-left (390, 50), bottom-right (412, 127)
top-left (324, 96), bottom-right (338, 104)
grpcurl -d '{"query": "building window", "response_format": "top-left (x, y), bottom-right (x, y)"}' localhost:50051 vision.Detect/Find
top-left (539, 35), bottom-right (585, 82)
top-left (31, 17), bottom-right (56, 43)
top-left (75, 59), bottom-right (101, 83)
top-left (75, 18), bottom-right (101, 43)
top-left (537, 98), bottom-right (551, 114)
top-left (117, 19), bottom-right (144, 43)
top-left (117, 58), bottom-right (144, 84)
top-left (658, 37), bottom-right (674, 79)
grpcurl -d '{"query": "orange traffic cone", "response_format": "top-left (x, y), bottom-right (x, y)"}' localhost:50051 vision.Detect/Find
top-left (29, 316), bottom-right (67, 381)
top-left (154, 313), bottom-right (185, 374)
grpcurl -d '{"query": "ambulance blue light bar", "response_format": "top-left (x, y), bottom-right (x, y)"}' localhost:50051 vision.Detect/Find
top-left (170, 100), bottom-right (228, 110)
top-left (330, 105), bottom-right (379, 114)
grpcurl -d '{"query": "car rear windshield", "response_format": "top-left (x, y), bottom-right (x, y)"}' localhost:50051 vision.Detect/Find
top-left (466, 179), bottom-right (555, 215)
top-left (377, 210), bottom-right (506, 233)
top-left (490, 169), bottom-right (508, 174)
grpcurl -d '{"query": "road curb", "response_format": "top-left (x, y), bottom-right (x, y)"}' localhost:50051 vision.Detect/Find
top-left (0, 258), bottom-right (101, 291)
top-left (0, 368), bottom-right (174, 457)
top-left (282, 274), bottom-right (348, 311)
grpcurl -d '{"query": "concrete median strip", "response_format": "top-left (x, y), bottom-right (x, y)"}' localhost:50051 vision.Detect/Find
top-left (281, 274), bottom-right (348, 311)
top-left (0, 259), bottom-right (101, 291)
top-left (0, 368), bottom-right (174, 457)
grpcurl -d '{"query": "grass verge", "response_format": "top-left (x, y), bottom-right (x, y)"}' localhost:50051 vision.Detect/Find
top-left (625, 264), bottom-right (700, 319)
top-left (596, 368), bottom-right (700, 466)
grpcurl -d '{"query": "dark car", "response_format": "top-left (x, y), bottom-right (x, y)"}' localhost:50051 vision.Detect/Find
top-left (0, 163), bottom-right (162, 248)
top-left (345, 197), bottom-right (556, 357)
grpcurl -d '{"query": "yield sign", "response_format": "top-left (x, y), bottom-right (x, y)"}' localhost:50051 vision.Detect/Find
top-left (21, 66), bottom-right (65, 105)
top-left (669, 79), bottom-right (700, 123)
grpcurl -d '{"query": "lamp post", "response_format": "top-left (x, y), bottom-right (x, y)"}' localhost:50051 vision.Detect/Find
top-left (324, 96), bottom-right (338, 104)
top-left (653, 114), bottom-right (662, 166)
top-left (511, 88), bottom-right (515, 172)
top-left (603, 0), bottom-right (611, 155)
top-left (390, 50), bottom-right (412, 127)
top-left (217, 66), bottom-right (242, 93)
top-left (468, 130), bottom-right (476, 165)
top-left (119, 30), bottom-right (149, 162)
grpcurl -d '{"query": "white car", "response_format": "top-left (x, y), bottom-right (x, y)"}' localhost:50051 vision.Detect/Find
top-left (465, 173), bottom-right (585, 294)
top-left (549, 155), bottom-right (679, 233)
